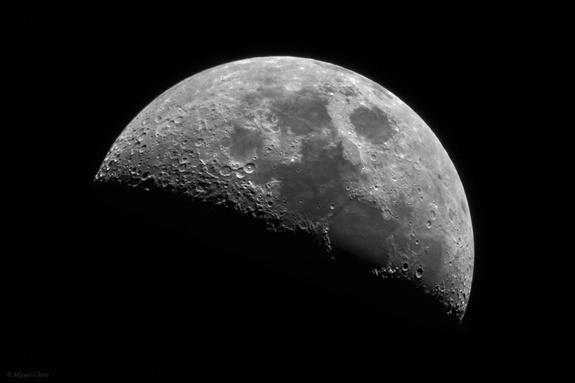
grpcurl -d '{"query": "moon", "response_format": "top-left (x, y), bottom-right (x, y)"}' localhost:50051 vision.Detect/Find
top-left (95, 56), bottom-right (474, 323)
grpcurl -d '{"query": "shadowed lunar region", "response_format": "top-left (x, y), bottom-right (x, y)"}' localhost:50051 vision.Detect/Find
top-left (95, 56), bottom-right (474, 324)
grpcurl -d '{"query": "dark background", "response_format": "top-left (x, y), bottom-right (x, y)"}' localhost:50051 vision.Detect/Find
top-left (4, 5), bottom-right (561, 380)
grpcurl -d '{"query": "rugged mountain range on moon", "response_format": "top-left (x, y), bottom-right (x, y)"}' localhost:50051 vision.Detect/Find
top-left (95, 56), bottom-right (474, 323)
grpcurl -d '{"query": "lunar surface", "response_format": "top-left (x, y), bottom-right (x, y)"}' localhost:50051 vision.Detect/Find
top-left (95, 56), bottom-right (474, 322)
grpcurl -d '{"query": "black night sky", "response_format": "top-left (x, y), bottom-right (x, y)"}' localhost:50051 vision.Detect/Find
top-left (4, 5), bottom-right (561, 380)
